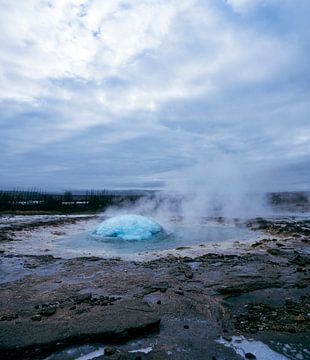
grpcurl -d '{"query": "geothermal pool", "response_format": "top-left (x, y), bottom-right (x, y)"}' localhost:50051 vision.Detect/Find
top-left (50, 215), bottom-right (259, 258)
top-left (1, 214), bottom-right (263, 259)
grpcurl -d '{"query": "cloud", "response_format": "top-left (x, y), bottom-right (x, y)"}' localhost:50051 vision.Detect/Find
top-left (0, 0), bottom-right (309, 191)
top-left (225, 0), bottom-right (265, 13)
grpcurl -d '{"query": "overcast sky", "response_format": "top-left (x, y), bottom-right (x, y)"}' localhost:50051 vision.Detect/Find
top-left (0, 0), bottom-right (309, 191)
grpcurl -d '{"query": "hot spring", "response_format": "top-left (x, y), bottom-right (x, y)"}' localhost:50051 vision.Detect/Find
top-left (50, 214), bottom-right (260, 258)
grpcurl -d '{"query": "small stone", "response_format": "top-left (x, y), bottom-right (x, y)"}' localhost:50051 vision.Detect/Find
top-left (285, 298), bottom-right (294, 306)
top-left (75, 308), bottom-right (89, 315)
top-left (184, 324), bottom-right (189, 329)
top-left (75, 293), bottom-right (92, 303)
top-left (296, 282), bottom-right (307, 289)
top-left (104, 346), bottom-right (116, 356)
top-left (184, 270), bottom-right (193, 279)
top-left (31, 314), bottom-right (42, 321)
top-left (245, 353), bottom-right (256, 359)
top-left (40, 306), bottom-right (56, 316)
top-left (157, 300), bottom-right (161, 305)
top-left (294, 314), bottom-right (305, 322)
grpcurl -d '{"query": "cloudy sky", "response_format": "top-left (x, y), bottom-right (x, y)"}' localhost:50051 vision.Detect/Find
top-left (0, 0), bottom-right (309, 191)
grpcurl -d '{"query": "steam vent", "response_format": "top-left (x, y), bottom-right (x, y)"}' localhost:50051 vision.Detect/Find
top-left (92, 214), bottom-right (164, 240)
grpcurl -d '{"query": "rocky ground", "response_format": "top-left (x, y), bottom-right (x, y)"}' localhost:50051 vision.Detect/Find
top-left (0, 215), bottom-right (309, 360)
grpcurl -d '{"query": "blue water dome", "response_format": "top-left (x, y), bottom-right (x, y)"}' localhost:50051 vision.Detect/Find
top-left (92, 214), bottom-right (164, 241)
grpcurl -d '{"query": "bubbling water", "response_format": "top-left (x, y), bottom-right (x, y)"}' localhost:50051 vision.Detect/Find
top-left (92, 214), bottom-right (164, 241)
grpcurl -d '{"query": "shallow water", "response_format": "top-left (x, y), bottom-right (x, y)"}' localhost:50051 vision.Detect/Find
top-left (217, 336), bottom-right (289, 359)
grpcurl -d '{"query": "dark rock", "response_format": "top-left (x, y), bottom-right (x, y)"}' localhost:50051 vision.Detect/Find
top-left (142, 282), bottom-right (169, 295)
top-left (31, 315), bottom-right (41, 321)
top-left (184, 269), bottom-right (194, 279)
top-left (174, 290), bottom-right (184, 295)
top-left (75, 292), bottom-right (92, 303)
top-left (183, 325), bottom-right (189, 329)
top-left (245, 353), bottom-right (256, 359)
top-left (40, 306), bottom-right (56, 316)
top-left (75, 308), bottom-right (90, 315)
top-left (0, 314), bottom-right (18, 321)
top-left (266, 248), bottom-right (283, 256)
top-left (285, 298), bottom-right (294, 306)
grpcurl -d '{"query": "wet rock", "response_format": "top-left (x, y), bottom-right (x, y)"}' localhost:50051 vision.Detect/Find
top-left (231, 297), bottom-right (310, 333)
top-left (0, 299), bottom-right (161, 358)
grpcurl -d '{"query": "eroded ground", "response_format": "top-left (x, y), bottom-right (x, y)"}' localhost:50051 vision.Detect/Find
top-left (0, 215), bottom-right (309, 360)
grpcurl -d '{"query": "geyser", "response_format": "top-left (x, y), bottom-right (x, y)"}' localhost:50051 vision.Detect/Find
top-left (92, 214), bottom-right (164, 240)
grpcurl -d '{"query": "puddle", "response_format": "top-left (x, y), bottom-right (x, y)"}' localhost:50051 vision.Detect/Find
top-left (128, 346), bottom-right (153, 354)
top-left (44, 344), bottom-right (104, 360)
top-left (217, 335), bottom-right (288, 359)
top-left (0, 256), bottom-right (63, 284)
